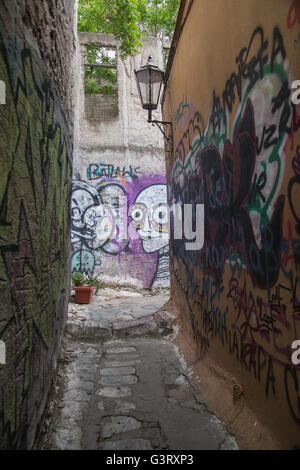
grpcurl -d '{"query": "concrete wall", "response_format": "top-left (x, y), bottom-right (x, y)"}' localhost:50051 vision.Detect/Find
top-left (0, 0), bottom-right (76, 449)
top-left (163, 0), bottom-right (300, 448)
top-left (73, 33), bottom-right (170, 288)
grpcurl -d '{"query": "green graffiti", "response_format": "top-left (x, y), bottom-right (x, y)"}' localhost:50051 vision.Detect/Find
top-left (0, 43), bottom-right (72, 447)
top-left (234, 63), bottom-right (289, 230)
top-left (172, 62), bottom-right (289, 238)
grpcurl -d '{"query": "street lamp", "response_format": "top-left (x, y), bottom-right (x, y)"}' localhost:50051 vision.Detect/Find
top-left (134, 56), bottom-right (173, 157)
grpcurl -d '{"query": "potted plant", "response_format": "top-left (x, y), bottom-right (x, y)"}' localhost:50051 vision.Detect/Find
top-left (71, 272), bottom-right (105, 304)
top-left (71, 272), bottom-right (94, 304)
top-left (85, 273), bottom-right (105, 294)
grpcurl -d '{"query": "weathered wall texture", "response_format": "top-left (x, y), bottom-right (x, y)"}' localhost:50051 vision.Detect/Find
top-left (73, 34), bottom-right (170, 288)
top-left (0, 0), bottom-right (75, 449)
top-left (163, 0), bottom-right (300, 448)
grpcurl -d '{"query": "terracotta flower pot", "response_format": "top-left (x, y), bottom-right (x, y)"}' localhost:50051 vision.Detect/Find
top-left (74, 286), bottom-right (94, 304)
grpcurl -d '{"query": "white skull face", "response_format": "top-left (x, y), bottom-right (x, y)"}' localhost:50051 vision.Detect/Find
top-left (71, 182), bottom-right (114, 248)
top-left (130, 184), bottom-right (169, 253)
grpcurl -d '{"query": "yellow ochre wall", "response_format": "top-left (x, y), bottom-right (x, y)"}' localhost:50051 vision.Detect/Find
top-left (163, 0), bottom-right (300, 448)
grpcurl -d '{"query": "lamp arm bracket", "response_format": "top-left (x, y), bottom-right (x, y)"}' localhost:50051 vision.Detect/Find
top-left (149, 120), bottom-right (172, 141)
top-left (148, 119), bottom-right (173, 159)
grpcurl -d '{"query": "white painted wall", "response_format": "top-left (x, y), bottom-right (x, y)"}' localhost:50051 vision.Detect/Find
top-left (72, 33), bottom-right (170, 288)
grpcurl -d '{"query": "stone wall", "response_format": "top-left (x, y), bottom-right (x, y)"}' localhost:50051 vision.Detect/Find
top-left (73, 33), bottom-right (170, 289)
top-left (163, 0), bottom-right (300, 449)
top-left (0, 0), bottom-right (76, 449)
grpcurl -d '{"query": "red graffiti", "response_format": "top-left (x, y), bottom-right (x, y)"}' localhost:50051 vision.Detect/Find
top-left (227, 276), bottom-right (260, 356)
top-left (227, 276), bottom-right (298, 367)
top-left (287, 0), bottom-right (300, 29)
top-left (282, 220), bottom-right (296, 268)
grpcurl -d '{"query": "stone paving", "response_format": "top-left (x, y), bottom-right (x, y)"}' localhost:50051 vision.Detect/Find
top-left (67, 288), bottom-right (174, 339)
top-left (42, 289), bottom-right (239, 450)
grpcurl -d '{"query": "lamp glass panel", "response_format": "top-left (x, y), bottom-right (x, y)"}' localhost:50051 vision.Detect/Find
top-left (139, 81), bottom-right (151, 107)
top-left (149, 69), bottom-right (163, 107)
top-left (151, 80), bottom-right (162, 107)
top-left (136, 68), bottom-right (150, 84)
top-left (150, 69), bottom-right (164, 84)
top-left (135, 66), bottom-right (163, 110)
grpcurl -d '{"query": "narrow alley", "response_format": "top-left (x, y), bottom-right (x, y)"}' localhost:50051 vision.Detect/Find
top-left (1, 0), bottom-right (300, 453)
top-left (39, 288), bottom-right (238, 451)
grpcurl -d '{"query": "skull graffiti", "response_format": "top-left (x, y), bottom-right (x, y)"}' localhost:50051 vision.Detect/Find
top-left (71, 181), bottom-right (114, 249)
top-left (130, 184), bottom-right (169, 253)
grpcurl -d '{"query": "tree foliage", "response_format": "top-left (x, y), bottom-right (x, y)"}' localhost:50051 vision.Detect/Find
top-left (78, 0), bottom-right (180, 59)
top-left (137, 0), bottom-right (180, 38)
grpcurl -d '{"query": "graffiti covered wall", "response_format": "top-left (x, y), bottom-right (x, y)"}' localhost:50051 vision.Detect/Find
top-left (73, 34), bottom-right (170, 288)
top-left (0, 0), bottom-right (75, 449)
top-left (163, 0), bottom-right (300, 448)
top-left (71, 175), bottom-right (169, 289)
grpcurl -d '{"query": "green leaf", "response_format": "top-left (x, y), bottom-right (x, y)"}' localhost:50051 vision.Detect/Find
top-left (78, 0), bottom-right (180, 59)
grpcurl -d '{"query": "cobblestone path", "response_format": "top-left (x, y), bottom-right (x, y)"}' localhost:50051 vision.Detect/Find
top-left (42, 290), bottom-right (238, 450)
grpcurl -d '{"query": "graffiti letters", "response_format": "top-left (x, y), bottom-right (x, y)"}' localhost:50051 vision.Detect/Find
top-left (87, 162), bottom-right (140, 181)
top-left (174, 93), bottom-right (190, 130)
top-left (288, 145), bottom-right (300, 237)
top-left (285, 366), bottom-right (300, 424)
top-left (171, 99), bottom-right (285, 288)
top-left (287, 0), bottom-right (300, 29)
top-left (210, 27), bottom-right (287, 135)
top-left (169, 21), bottom-right (300, 431)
